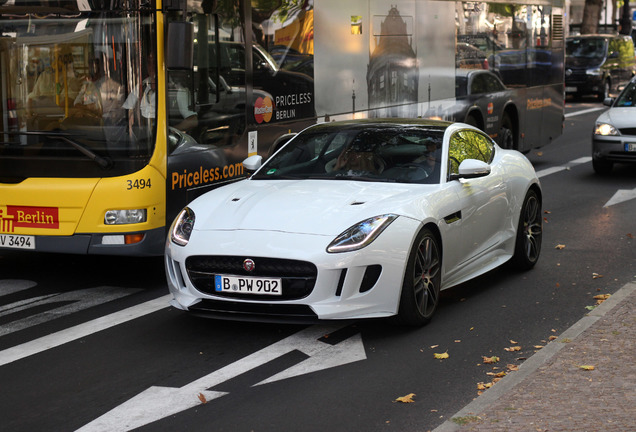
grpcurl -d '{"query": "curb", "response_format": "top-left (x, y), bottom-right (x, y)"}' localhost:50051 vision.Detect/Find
top-left (433, 281), bottom-right (636, 432)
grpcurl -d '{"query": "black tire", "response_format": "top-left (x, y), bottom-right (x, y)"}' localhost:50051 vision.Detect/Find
top-left (592, 157), bottom-right (613, 175)
top-left (393, 228), bottom-right (442, 326)
top-left (499, 114), bottom-right (514, 149)
top-left (510, 189), bottom-right (542, 270)
top-left (465, 114), bottom-right (479, 128)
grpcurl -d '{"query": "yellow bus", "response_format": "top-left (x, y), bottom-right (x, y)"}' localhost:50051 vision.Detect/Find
top-left (0, 0), bottom-right (564, 255)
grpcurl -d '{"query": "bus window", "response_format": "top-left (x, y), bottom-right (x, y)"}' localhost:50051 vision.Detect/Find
top-left (250, 3), bottom-right (315, 125)
top-left (0, 8), bottom-right (156, 180)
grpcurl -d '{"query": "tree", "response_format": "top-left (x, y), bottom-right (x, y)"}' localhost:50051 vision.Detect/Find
top-left (581, 0), bottom-right (603, 34)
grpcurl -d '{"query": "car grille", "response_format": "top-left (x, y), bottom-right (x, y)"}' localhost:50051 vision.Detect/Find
top-left (185, 255), bottom-right (318, 300)
top-left (619, 128), bottom-right (636, 136)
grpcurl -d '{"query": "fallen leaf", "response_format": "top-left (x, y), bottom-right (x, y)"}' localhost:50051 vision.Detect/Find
top-left (543, 217), bottom-right (549, 223)
top-left (487, 371), bottom-right (507, 378)
top-left (476, 382), bottom-right (492, 390)
top-left (482, 356), bottom-right (500, 364)
top-left (626, 233), bottom-right (633, 239)
top-left (544, 210), bottom-right (551, 214)
top-left (454, 340), bottom-right (461, 343)
top-left (198, 393), bottom-right (207, 404)
top-left (579, 365), bottom-right (595, 371)
top-left (507, 364), bottom-right (519, 371)
top-left (549, 335), bottom-right (557, 341)
top-left (555, 244), bottom-right (566, 250)
top-left (504, 346), bottom-right (521, 352)
top-left (430, 344), bottom-right (439, 349)
top-left (594, 294), bottom-right (611, 304)
top-left (533, 345), bottom-right (544, 349)
top-left (509, 340), bottom-right (518, 344)
top-left (394, 393), bottom-right (416, 403)
top-left (434, 352), bottom-right (450, 360)
top-left (592, 273), bottom-right (603, 279)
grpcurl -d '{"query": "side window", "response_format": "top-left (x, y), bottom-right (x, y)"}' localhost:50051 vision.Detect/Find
top-left (470, 74), bottom-right (486, 94)
top-left (448, 130), bottom-right (495, 176)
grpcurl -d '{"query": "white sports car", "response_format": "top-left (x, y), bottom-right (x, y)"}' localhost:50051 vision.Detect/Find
top-left (165, 119), bottom-right (542, 326)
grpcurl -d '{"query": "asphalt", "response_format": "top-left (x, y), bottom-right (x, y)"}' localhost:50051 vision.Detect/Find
top-left (434, 281), bottom-right (636, 432)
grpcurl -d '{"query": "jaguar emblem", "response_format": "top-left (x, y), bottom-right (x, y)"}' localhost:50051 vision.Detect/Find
top-left (243, 259), bottom-right (256, 272)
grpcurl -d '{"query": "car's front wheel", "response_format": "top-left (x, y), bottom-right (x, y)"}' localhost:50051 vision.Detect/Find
top-left (510, 189), bottom-right (542, 270)
top-left (394, 228), bottom-right (441, 326)
top-left (592, 157), bottom-right (613, 175)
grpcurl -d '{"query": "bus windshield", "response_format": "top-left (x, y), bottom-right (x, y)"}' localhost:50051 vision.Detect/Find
top-left (0, 2), bottom-right (156, 180)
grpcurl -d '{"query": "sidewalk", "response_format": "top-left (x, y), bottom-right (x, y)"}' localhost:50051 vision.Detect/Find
top-left (434, 281), bottom-right (636, 432)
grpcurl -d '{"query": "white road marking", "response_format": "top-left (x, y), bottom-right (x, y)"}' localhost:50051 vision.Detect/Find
top-left (535, 157), bottom-right (592, 178)
top-left (77, 324), bottom-right (366, 431)
top-left (564, 107), bottom-right (605, 118)
top-left (0, 286), bottom-right (142, 337)
top-left (604, 187), bottom-right (636, 207)
top-left (0, 294), bottom-right (171, 367)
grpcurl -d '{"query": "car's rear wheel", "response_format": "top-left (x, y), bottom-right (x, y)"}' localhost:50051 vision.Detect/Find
top-left (394, 228), bottom-right (441, 326)
top-left (510, 189), bottom-right (542, 270)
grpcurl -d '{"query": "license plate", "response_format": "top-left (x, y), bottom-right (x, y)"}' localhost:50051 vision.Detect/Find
top-left (626, 143), bottom-right (636, 152)
top-left (215, 275), bottom-right (282, 296)
top-left (0, 234), bottom-right (35, 249)
top-left (565, 86), bottom-right (577, 92)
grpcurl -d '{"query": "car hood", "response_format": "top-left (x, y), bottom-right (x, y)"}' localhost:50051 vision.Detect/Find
top-left (597, 107), bottom-right (636, 130)
top-left (188, 179), bottom-right (434, 236)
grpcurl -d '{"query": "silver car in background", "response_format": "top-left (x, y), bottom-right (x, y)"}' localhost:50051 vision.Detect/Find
top-left (592, 76), bottom-right (636, 174)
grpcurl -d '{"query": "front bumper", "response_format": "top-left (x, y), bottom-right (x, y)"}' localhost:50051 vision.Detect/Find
top-left (165, 217), bottom-right (421, 322)
top-left (593, 136), bottom-right (636, 163)
top-left (0, 226), bottom-right (166, 256)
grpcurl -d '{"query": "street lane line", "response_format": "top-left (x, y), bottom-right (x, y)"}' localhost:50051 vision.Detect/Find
top-left (0, 294), bottom-right (171, 367)
top-left (535, 157), bottom-right (592, 178)
top-left (564, 107), bottom-right (605, 118)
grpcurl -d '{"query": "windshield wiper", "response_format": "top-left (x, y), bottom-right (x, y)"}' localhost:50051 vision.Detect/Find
top-left (51, 134), bottom-right (112, 169)
top-left (5, 130), bottom-right (112, 168)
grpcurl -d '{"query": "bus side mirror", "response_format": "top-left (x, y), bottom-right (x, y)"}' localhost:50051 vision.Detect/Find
top-left (166, 22), bottom-right (194, 70)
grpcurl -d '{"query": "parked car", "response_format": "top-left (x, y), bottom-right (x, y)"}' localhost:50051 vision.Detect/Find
top-left (454, 69), bottom-right (519, 149)
top-left (592, 76), bottom-right (636, 174)
top-left (565, 34), bottom-right (636, 101)
top-left (165, 119), bottom-right (543, 326)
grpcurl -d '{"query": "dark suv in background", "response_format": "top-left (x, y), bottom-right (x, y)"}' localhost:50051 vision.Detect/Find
top-left (565, 34), bottom-right (636, 101)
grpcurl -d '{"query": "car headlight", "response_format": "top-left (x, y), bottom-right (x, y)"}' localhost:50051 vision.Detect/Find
top-left (586, 68), bottom-right (601, 76)
top-left (594, 122), bottom-right (619, 136)
top-left (170, 207), bottom-right (195, 246)
top-left (327, 214), bottom-right (398, 253)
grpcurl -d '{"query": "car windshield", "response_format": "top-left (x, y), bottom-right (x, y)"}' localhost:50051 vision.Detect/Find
top-left (566, 38), bottom-right (607, 60)
top-left (251, 122), bottom-right (445, 184)
top-left (615, 81), bottom-right (636, 107)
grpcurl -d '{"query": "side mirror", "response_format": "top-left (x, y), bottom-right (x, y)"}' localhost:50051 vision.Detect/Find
top-left (603, 97), bottom-right (614, 106)
top-left (450, 159), bottom-right (491, 180)
top-left (243, 155), bottom-right (263, 173)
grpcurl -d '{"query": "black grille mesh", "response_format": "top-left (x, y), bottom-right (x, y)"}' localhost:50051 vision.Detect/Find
top-left (185, 255), bottom-right (318, 300)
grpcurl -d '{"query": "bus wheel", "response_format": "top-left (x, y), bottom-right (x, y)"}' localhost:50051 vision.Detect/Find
top-left (499, 114), bottom-right (514, 149)
top-left (465, 114), bottom-right (479, 128)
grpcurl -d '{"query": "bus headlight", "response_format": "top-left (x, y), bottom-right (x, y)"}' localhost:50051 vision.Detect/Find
top-left (171, 207), bottom-right (195, 246)
top-left (594, 122), bottom-right (619, 136)
top-left (104, 209), bottom-right (147, 225)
